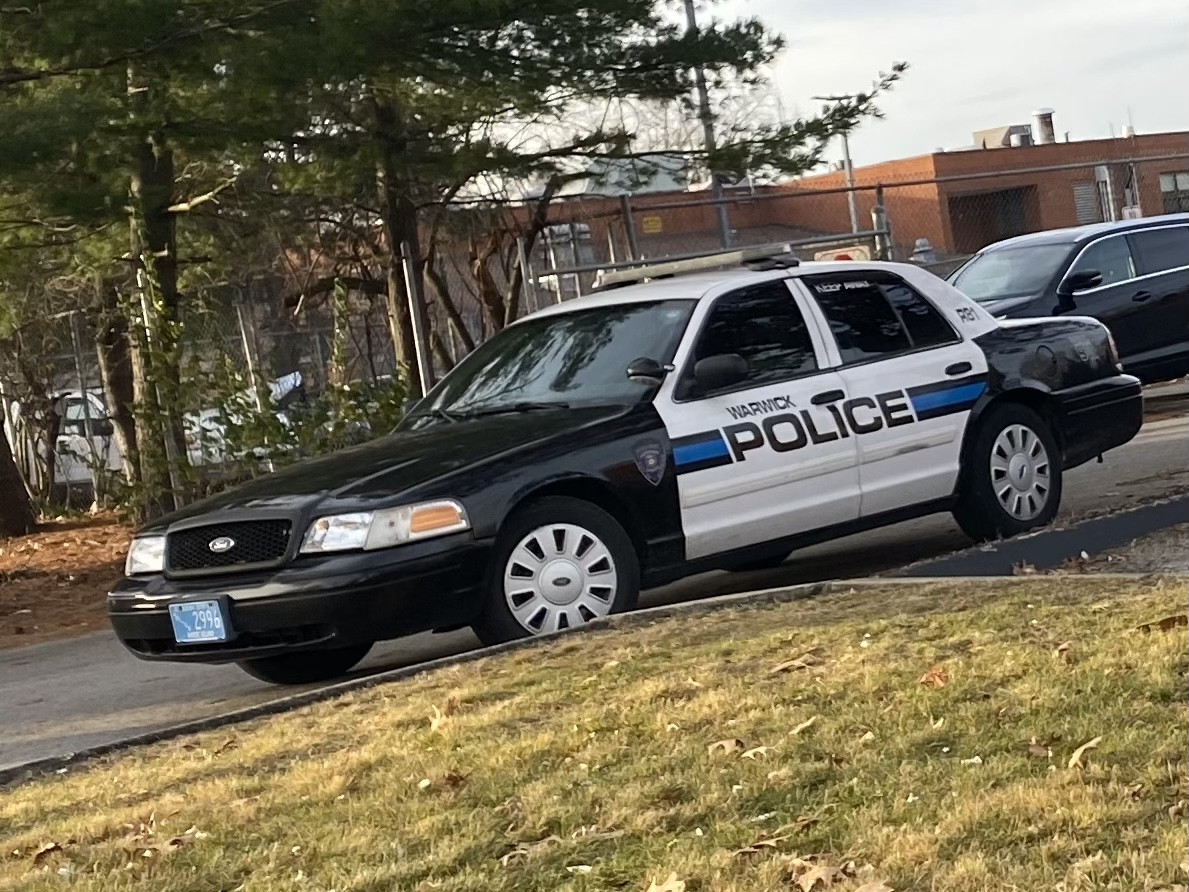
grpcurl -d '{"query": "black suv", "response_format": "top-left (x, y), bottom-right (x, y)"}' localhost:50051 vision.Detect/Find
top-left (947, 213), bottom-right (1189, 383)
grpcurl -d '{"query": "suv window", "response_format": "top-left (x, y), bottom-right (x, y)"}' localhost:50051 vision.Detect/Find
top-left (688, 282), bottom-right (818, 393)
top-left (1068, 235), bottom-right (1136, 287)
top-left (805, 274), bottom-right (955, 364)
top-left (1129, 226), bottom-right (1189, 275)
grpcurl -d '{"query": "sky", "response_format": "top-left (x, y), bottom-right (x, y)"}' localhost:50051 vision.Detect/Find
top-left (716, 0), bottom-right (1189, 168)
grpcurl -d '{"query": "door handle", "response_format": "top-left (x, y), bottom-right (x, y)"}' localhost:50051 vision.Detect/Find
top-left (945, 361), bottom-right (973, 376)
top-left (811, 389), bottom-right (845, 405)
top-left (1132, 291), bottom-right (1152, 302)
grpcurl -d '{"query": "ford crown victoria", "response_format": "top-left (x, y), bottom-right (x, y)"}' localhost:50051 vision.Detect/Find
top-left (109, 247), bottom-right (1144, 684)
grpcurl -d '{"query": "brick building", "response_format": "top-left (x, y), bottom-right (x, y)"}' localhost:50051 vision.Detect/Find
top-left (765, 129), bottom-right (1189, 255)
top-left (529, 129), bottom-right (1189, 268)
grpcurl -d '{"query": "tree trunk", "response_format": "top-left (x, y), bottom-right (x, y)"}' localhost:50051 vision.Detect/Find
top-left (130, 137), bottom-right (189, 513)
top-left (0, 423), bottom-right (35, 538)
top-left (371, 94), bottom-right (425, 397)
top-left (93, 278), bottom-right (142, 490)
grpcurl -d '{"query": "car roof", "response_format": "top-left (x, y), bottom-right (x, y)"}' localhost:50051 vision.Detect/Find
top-left (979, 212), bottom-right (1189, 252)
top-left (525, 260), bottom-right (920, 319)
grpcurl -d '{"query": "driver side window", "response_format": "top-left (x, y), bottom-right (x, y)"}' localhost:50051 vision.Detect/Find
top-left (684, 281), bottom-right (818, 397)
top-left (1069, 236), bottom-right (1137, 287)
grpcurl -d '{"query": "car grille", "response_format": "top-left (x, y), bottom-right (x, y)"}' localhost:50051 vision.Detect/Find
top-left (167, 520), bottom-right (292, 573)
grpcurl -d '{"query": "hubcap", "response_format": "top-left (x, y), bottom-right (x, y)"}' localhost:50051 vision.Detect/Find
top-left (990, 423), bottom-right (1051, 521)
top-left (503, 523), bottom-right (618, 635)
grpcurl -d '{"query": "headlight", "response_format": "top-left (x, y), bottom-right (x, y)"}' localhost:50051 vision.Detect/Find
top-left (300, 500), bottom-right (469, 555)
top-left (300, 512), bottom-right (374, 554)
top-left (125, 535), bottom-right (166, 576)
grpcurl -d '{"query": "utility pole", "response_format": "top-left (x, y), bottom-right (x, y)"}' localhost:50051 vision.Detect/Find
top-left (684, 0), bottom-right (731, 249)
top-left (812, 94), bottom-right (861, 234)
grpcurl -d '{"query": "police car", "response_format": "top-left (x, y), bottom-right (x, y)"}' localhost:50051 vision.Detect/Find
top-left (109, 245), bottom-right (1144, 684)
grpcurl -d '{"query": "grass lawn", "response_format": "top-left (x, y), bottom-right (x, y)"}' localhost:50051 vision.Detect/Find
top-left (1, 576), bottom-right (1186, 891)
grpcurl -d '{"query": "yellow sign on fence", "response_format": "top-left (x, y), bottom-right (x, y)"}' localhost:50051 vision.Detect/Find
top-left (640, 215), bottom-right (663, 235)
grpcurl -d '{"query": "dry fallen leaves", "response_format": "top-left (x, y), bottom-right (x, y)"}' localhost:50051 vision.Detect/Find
top-left (770, 649), bottom-right (824, 675)
top-left (732, 834), bottom-right (790, 856)
top-left (645, 872), bottom-right (686, 892)
top-left (428, 696), bottom-right (460, 732)
top-left (32, 842), bottom-right (63, 866)
top-left (789, 716), bottom-right (818, 736)
top-left (1053, 641), bottom-right (1073, 663)
top-left (1067, 736), bottom-right (1103, 769)
top-left (742, 745), bottom-right (773, 760)
top-left (707, 738), bottom-right (746, 756)
top-left (853, 884), bottom-right (895, 892)
top-left (1027, 743), bottom-right (1051, 759)
top-left (1136, 614), bottom-right (1189, 634)
top-left (918, 665), bottom-right (948, 688)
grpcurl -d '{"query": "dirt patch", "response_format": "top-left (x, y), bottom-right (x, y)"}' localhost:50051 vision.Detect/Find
top-left (0, 517), bottom-right (130, 649)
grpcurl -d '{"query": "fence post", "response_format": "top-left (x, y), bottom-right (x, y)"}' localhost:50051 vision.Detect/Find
top-left (871, 185), bottom-right (892, 261)
top-left (235, 298), bottom-right (265, 413)
top-left (515, 235), bottom-right (535, 314)
top-left (568, 222), bottom-right (584, 297)
top-left (543, 228), bottom-right (563, 304)
top-left (619, 194), bottom-right (640, 260)
top-left (400, 240), bottom-right (435, 397)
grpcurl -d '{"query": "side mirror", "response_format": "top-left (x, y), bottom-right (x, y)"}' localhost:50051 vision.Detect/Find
top-left (626, 356), bottom-right (670, 386)
top-left (693, 353), bottom-right (749, 393)
top-left (1057, 269), bottom-right (1103, 297)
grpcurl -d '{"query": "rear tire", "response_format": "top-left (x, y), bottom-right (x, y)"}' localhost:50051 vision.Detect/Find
top-left (953, 402), bottom-right (1062, 542)
top-left (237, 643), bottom-right (372, 685)
top-left (472, 496), bottom-right (640, 647)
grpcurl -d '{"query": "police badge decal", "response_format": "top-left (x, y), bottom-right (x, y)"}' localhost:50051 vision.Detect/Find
top-left (632, 440), bottom-right (667, 486)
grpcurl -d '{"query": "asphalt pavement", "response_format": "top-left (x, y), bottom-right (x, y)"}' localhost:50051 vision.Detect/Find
top-left (1, 409), bottom-right (1185, 775)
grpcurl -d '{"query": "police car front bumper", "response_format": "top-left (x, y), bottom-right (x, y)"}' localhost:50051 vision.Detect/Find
top-left (1054, 373), bottom-right (1144, 469)
top-left (107, 533), bottom-right (493, 663)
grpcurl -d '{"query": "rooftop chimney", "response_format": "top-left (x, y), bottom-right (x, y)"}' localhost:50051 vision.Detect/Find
top-left (1032, 108), bottom-right (1056, 145)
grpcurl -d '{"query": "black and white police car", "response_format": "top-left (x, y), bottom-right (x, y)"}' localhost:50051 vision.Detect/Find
top-left (109, 245), bottom-right (1144, 684)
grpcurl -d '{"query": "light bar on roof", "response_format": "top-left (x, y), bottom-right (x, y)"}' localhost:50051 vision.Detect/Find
top-left (591, 243), bottom-right (798, 291)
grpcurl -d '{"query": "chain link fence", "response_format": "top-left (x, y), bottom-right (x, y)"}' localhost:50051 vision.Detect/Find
top-left (525, 151), bottom-right (1189, 300)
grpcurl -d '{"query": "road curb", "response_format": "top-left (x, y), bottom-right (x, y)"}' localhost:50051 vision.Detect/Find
top-left (893, 493), bottom-right (1189, 577)
top-left (3, 571), bottom-right (1181, 789)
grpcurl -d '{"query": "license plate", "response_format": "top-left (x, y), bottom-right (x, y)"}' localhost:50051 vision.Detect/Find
top-left (168, 599), bottom-right (232, 645)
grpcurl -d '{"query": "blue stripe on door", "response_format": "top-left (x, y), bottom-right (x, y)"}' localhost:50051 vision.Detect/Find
top-left (673, 437), bottom-right (730, 467)
top-left (910, 381), bottom-right (986, 414)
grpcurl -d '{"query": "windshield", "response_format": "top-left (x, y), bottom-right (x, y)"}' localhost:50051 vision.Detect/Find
top-left (403, 299), bottom-right (694, 426)
top-left (948, 243), bottom-right (1073, 302)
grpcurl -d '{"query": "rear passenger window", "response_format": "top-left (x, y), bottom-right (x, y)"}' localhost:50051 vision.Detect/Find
top-left (1129, 226), bottom-right (1189, 275)
top-left (805, 274), bottom-right (955, 365)
top-left (882, 279), bottom-right (959, 349)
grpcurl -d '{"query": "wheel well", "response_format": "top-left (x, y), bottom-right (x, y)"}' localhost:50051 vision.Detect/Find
top-left (982, 389), bottom-right (1064, 454)
top-left (959, 388), bottom-right (1065, 488)
top-left (504, 478), bottom-right (646, 560)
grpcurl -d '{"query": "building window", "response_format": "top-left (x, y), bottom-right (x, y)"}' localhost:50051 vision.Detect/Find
top-left (1160, 173), bottom-right (1189, 214)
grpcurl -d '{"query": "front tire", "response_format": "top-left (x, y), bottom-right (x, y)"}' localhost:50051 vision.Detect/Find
top-left (472, 496), bottom-right (640, 647)
top-left (953, 402), bottom-right (1063, 542)
top-left (237, 643), bottom-right (373, 685)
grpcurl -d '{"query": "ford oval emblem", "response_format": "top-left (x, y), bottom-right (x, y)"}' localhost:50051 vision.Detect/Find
top-left (208, 536), bottom-right (236, 554)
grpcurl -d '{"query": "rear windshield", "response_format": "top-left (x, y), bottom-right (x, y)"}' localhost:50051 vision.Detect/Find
top-left (948, 243), bottom-right (1073, 302)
